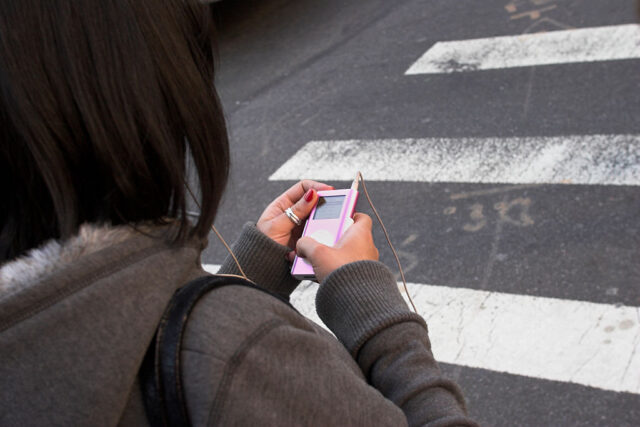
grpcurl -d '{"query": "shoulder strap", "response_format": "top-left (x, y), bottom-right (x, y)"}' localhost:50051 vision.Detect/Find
top-left (139, 275), bottom-right (295, 427)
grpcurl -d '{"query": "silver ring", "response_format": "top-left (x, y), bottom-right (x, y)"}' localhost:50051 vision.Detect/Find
top-left (284, 207), bottom-right (301, 226)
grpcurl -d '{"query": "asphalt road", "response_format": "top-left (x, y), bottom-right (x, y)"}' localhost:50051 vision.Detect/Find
top-left (202, 0), bottom-right (640, 425)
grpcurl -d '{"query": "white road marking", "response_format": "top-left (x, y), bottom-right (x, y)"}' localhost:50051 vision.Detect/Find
top-left (202, 264), bottom-right (221, 274)
top-left (405, 24), bottom-right (640, 74)
top-left (202, 264), bottom-right (640, 394)
top-left (268, 135), bottom-right (640, 186)
top-left (290, 281), bottom-right (640, 395)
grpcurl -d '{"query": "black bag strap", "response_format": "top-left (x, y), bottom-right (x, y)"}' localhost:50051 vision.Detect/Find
top-left (139, 274), bottom-right (295, 427)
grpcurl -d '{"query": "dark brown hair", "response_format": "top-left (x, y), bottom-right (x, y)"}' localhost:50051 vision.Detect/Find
top-left (0, 0), bottom-right (229, 261)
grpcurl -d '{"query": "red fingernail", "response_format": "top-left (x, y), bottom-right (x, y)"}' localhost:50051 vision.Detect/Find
top-left (304, 189), bottom-right (315, 202)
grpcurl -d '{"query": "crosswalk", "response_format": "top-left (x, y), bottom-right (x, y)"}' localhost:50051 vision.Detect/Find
top-left (263, 23), bottom-right (640, 399)
top-left (405, 24), bottom-right (640, 74)
top-left (269, 135), bottom-right (640, 186)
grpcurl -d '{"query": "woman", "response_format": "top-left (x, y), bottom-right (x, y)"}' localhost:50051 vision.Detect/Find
top-left (0, 0), bottom-right (476, 425)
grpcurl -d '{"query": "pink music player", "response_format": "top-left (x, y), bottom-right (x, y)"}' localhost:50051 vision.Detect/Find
top-left (291, 188), bottom-right (359, 281)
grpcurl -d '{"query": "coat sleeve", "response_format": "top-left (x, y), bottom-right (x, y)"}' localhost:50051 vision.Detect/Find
top-left (316, 261), bottom-right (479, 426)
top-left (217, 222), bottom-right (301, 298)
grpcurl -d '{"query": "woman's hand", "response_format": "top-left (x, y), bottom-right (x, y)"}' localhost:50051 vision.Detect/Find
top-left (257, 180), bottom-right (334, 248)
top-left (294, 213), bottom-right (379, 283)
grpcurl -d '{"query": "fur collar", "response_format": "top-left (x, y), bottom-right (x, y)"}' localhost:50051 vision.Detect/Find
top-left (0, 223), bottom-right (140, 295)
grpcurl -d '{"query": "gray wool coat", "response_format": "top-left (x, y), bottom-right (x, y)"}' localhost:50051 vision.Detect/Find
top-left (0, 221), bottom-right (477, 426)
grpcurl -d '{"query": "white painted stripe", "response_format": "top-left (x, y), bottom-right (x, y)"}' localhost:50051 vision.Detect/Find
top-left (202, 264), bottom-right (221, 274)
top-left (290, 281), bottom-right (640, 395)
top-left (405, 24), bottom-right (640, 74)
top-left (203, 263), bottom-right (639, 393)
top-left (268, 135), bottom-right (640, 186)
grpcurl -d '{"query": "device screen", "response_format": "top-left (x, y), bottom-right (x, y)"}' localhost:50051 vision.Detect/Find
top-left (313, 196), bottom-right (345, 220)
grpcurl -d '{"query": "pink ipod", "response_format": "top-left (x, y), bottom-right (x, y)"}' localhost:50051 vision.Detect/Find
top-left (291, 189), bottom-right (359, 280)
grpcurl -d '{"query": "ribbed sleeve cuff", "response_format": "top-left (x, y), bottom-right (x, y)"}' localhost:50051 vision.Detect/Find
top-left (315, 260), bottom-right (427, 358)
top-left (218, 222), bottom-right (300, 298)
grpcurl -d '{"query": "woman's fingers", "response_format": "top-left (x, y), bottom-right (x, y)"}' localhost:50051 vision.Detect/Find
top-left (257, 180), bottom-right (334, 247)
top-left (292, 212), bottom-right (380, 282)
top-left (282, 180), bottom-right (333, 205)
top-left (279, 188), bottom-right (318, 231)
top-left (352, 212), bottom-right (373, 229)
top-left (295, 236), bottom-right (326, 262)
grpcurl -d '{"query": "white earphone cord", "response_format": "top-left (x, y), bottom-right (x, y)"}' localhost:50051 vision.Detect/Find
top-left (356, 172), bottom-right (417, 313)
top-left (185, 183), bottom-right (251, 282)
top-left (185, 172), bottom-right (417, 313)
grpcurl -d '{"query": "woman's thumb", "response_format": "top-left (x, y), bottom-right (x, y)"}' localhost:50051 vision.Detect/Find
top-left (296, 236), bottom-right (321, 260)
